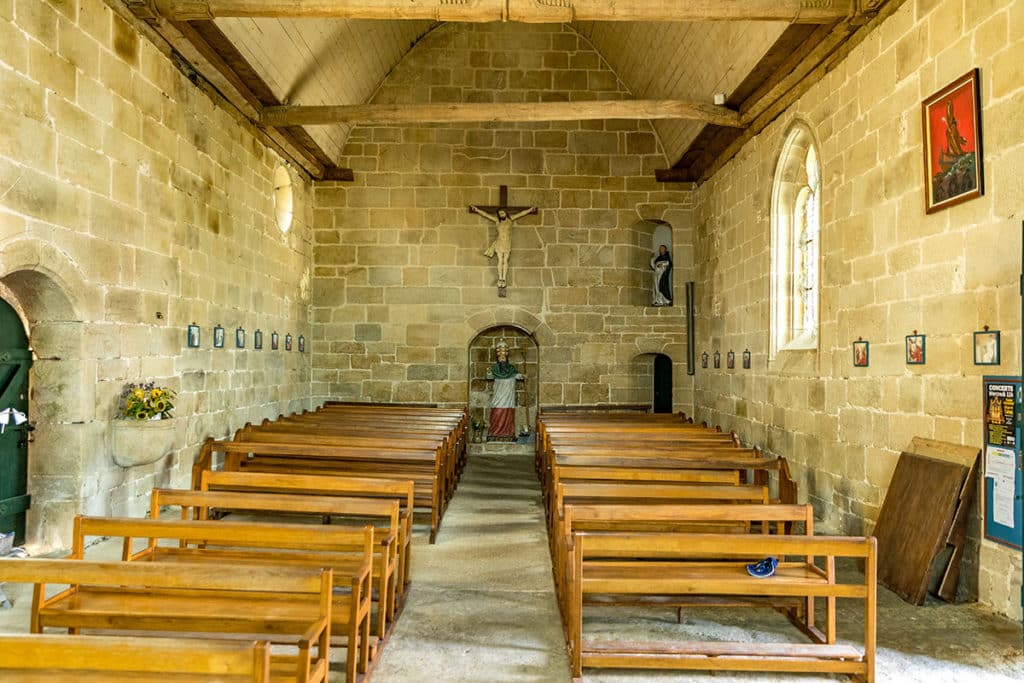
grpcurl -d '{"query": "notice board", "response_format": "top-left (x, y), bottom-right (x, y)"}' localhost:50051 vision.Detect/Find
top-left (982, 376), bottom-right (1023, 549)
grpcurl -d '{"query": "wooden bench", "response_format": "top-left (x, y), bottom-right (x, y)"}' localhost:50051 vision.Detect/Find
top-left (0, 559), bottom-right (333, 683)
top-left (567, 531), bottom-right (877, 682)
top-left (234, 428), bottom-right (458, 513)
top-left (197, 470), bottom-right (415, 593)
top-left (553, 503), bottom-right (815, 628)
top-left (546, 451), bottom-right (798, 506)
top-left (0, 634), bottom-right (273, 682)
top-left (151, 487), bottom-right (400, 641)
top-left (537, 423), bottom-right (743, 474)
top-left (548, 483), bottom-right (769, 595)
top-left (71, 516), bottom-right (371, 682)
top-left (289, 403), bottom-right (469, 483)
top-left (194, 438), bottom-right (447, 543)
top-left (550, 481), bottom-right (769, 530)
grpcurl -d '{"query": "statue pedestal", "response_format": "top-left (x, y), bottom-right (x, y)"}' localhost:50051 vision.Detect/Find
top-left (468, 438), bottom-right (534, 458)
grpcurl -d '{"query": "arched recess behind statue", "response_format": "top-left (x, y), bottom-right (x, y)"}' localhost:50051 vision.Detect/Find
top-left (466, 325), bottom-right (539, 443)
top-left (651, 222), bottom-right (673, 307)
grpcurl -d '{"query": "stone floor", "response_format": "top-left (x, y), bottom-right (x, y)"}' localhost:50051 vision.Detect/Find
top-left (2, 449), bottom-right (1023, 682)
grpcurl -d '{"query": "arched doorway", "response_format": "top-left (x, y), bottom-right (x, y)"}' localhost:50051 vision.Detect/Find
top-left (0, 297), bottom-right (31, 544)
top-left (653, 353), bottom-right (673, 413)
top-left (467, 326), bottom-right (539, 442)
top-left (0, 263), bottom-right (87, 552)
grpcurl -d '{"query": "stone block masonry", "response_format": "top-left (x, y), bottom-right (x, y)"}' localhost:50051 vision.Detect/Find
top-left (691, 0), bottom-right (1024, 619)
top-left (313, 23), bottom-right (694, 418)
top-left (0, 0), bottom-right (313, 551)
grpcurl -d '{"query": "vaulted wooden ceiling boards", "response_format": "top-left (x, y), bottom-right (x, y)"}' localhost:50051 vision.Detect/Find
top-left (122, 0), bottom-right (899, 183)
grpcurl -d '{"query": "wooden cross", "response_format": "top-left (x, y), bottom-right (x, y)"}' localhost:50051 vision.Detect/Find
top-left (468, 185), bottom-right (538, 298)
top-left (467, 185), bottom-right (534, 218)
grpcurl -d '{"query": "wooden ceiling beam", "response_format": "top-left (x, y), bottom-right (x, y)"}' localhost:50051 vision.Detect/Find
top-left (128, 0), bottom-right (878, 24)
top-left (261, 100), bottom-right (743, 127)
top-left (659, 0), bottom-right (903, 183)
top-left (697, 0), bottom-right (907, 182)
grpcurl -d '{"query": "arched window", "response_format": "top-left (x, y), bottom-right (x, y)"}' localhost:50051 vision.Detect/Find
top-left (273, 165), bottom-right (293, 233)
top-left (770, 124), bottom-right (820, 356)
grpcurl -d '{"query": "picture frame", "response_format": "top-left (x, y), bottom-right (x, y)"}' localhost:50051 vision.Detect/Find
top-left (742, 349), bottom-right (751, 370)
top-left (271, 331), bottom-right (279, 350)
top-left (235, 327), bottom-right (245, 349)
top-left (701, 351), bottom-right (708, 369)
top-left (254, 329), bottom-right (263, 350)
top-left (922, 68), bottom-right (984, 214)
top-left (853, 340), bottom-right (870, 368)
top-left (713, 351), bottom-right (720, 369)
top-left (213, 324), bottom-right (225, 349)
top-left (298, 335), bottom-right (305, 353)
top-left (187, 323), bottom-right (200, 348)
top-left (726, 350), bottom-right (735, 369)
top-left (973, 329), bottom-right (1000, 366)
top-left (906, 333), bottom-right (926, 365)
top-left (285, 333), bottom-right (293, 351)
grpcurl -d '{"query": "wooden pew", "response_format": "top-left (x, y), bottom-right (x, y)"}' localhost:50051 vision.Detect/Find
top-left (552, 503), bottom-right (815, 627)
top-left (72, 516), bottom-right (371, 682)
top-left (0, 559), bottom-right (333, 683)
top-left (536, 421), bottom-right (743, 475)
top-left (566, 531), bottom-right (877, 682)
top-left (547, 482), bottom-right (771, 591)
top-left (234, 429), bottom-right (457, 516)
top-left (197, 470), bottom-right (415, 592)
top-left (193, 438), bottom-right (446, 543)
top-left (546, 451), bottom-right (798, 506)
top-left (0, 634), bottom-right (273, 682)
top-left (151, 488), bottom-right (400, 641)
top-left (241, 421), bottom-right (461, 499)
top-left (550, 481), bottom-right (769, 531)
top-left (299, 403), bottom-right (469, 482)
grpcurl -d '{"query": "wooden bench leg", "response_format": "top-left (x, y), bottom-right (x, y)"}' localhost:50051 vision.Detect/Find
top-left (430, 488), bottom-right (440, 544)
top-left (570, 548), bottom-right (583, 678)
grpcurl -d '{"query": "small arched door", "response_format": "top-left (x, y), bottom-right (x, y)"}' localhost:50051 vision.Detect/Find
top-left (653, 354), bottom-right (672, 414)
top-left (0, 297), bottom-right (31, 543)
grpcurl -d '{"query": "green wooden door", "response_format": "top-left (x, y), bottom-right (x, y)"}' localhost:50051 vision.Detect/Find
top-left (0, 298), bottom-right (31, 544)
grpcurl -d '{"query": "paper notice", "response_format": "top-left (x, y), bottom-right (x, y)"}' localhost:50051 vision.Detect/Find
top-left (985, 445), bottom-right (1017, 480)
top-left (991, 475), bottom-right (1015, 528)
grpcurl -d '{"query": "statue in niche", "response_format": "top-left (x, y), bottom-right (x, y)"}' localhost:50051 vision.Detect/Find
top-left (651, 244), bottom-right (673, 306)
top-left (470, 204), bottom-right (537, 289)
top-left (485, 339), bottom-right (524, 441)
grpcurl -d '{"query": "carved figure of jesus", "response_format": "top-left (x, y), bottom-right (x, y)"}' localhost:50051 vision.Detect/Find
top-left (470, 205), bottom-right (537, 287)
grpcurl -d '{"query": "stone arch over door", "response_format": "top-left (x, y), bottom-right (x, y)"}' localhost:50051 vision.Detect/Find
top-left (628, 339), bottom-right (685, 413)
top-left (1, 242), bottom-right (95, 552)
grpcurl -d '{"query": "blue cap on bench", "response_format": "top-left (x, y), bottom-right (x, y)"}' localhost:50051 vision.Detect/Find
top-left (746, 557), bottom-right (778, 578)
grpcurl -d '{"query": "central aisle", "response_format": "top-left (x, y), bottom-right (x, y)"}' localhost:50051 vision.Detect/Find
top-left (372, 450), bottom-right (570, 682)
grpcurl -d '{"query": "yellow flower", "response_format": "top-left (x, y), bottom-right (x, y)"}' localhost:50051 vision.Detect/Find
top-left (133, 389), bottom-right (145, 399)
top-left (151, 389), bottom-right (163, 398)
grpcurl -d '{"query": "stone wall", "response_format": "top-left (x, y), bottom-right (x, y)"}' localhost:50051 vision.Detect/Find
top-left (0, 0), bottom-right (314, 550)
top-left (692, 0), bottom-right (1024, 618)
top-left (312, 23), bottom-right (694, 415)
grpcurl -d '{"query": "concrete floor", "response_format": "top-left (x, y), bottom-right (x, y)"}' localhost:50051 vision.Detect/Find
top-left (376, 450), bottom-right (1024, 683)
top-left (2, 450), bottom-right (1023, 682)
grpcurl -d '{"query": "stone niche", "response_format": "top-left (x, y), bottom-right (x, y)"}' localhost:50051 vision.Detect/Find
top-left (468, 326), bottom-right (538, 439)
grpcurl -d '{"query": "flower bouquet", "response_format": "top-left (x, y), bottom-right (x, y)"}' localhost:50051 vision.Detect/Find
top-left (119, 382), bottom-right (176, 420)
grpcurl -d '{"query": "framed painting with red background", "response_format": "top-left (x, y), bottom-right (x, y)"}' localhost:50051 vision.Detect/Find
top-left (922, 69), bottom-right (983, 214)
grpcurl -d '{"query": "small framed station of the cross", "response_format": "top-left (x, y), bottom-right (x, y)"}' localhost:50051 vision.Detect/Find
top-left (469, 185), bottom-right (538, 297)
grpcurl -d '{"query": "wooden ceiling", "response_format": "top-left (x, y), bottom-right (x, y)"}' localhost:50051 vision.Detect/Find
top-left (123, 0), bottom-right (899, 183)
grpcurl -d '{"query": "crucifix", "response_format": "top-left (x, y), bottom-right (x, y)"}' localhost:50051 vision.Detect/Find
top-left (468, 185), bottom-right (538, 297)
